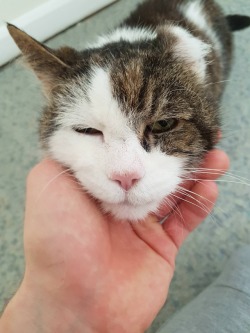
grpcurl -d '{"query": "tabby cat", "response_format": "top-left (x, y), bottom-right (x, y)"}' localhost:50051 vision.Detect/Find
top-left (8, 0), bottom-right (250, 220)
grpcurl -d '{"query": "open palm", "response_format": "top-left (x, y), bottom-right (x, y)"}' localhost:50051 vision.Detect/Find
top-left (22, 150), bottom-right (228, 333)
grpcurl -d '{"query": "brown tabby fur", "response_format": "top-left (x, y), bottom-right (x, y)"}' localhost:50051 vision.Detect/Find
top-left (8, 0), bottom-right (246, 168)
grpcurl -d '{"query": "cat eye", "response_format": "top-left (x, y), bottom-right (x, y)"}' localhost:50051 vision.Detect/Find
top-left (73, 127), bottom-right (102, 135)
top-left (149, 119), bottom-right (178, 134)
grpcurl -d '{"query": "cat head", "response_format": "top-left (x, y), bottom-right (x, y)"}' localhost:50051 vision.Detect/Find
top-left (8, 24), bottom-right (219, 221)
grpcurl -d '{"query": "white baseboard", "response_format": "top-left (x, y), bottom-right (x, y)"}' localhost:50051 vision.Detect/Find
top-left (0, 0), bottom-right (117, 67)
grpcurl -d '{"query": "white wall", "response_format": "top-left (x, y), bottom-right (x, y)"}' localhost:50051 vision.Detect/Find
top-left (0, 0), bottom-right (117, 66)
top-left (0, 0), bottom-right (49, 23)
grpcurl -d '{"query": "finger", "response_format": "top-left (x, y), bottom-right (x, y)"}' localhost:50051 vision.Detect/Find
top-left (27, 159), bottom-right (71, 199)
top-left (195, 149), bottom-right (229, 180)
top-left (182, 149), bottom-right (229, 187)
top-left (215, 130), bottom-right (222, 144)
top-left (158, 149), bottom-right (229, 217)
top-left (133, 180), bottom-right (218, 265)
top-left (162, 180), bottom-right (218, 248)
top-left (25, 159), bottom-right (102, 231)
top-left (26, 159), bottom-right (84, 219)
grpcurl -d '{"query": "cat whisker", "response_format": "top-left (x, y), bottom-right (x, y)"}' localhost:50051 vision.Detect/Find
top-left (182, 177), bottom-right (250, 187)
top-left (197, 172), bottom-right (250, 183)
top-left (205, 59), bottom-right (215, 67)
top-left (173, 190), bottom-right (218, 226)
top-left (161, 197), bottom-right (187, 235)
top-left (177, 185), bottom-right (227, 217)
top-left (175, 188), bottom-right (212, 214)
top-left (204, 79), bottom-right (232, 88)
top-left (161, 196), bottom-right (185, 224)
top-left (177, 185), bottom-right (214, 206)
top-left (35, 168), bottom-right (72, 202)
top-left (171, 192), bottom-right (211, 216)
top-left (184, 169), bottom-right (250, 184)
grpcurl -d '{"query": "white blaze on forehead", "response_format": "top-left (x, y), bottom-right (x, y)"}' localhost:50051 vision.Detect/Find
top-left (56, 67), bottom-right (132, 138)
top-left (88, 67), bottom-right (133, 138)
top-left (179, 0), bottom-right (222, 54)
top-left (170, 25), bottom-right (211, 81)
top-left (90, 26), bottom-right (157, 48)
top-left (87, 68), bottom-right (146, 176)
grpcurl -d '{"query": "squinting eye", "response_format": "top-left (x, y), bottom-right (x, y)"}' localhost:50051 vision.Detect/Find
top-left (73, 127), bottom-right (102, 135)
top-left (150, 119), bottom-right (178, 134)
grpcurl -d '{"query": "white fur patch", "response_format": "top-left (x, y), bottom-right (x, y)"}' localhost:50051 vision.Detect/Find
top-left (49, 67), bottom-right (186, 221)
top-left (179, 0), bottom-right (221, 54)
top-left (170, 25), bottom-right (211, 81)
top-left (89, 27), bottom-right (157, 48)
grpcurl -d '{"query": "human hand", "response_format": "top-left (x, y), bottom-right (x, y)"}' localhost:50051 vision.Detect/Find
top-left (0, 149), bottom-right (229, 333)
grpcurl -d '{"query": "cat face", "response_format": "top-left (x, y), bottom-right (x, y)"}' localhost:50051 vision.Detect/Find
top-left (8, 24), bottom-right (220, 221)
top-left (48, 67), bottom-right (186, 220)
top-left (46, 56), bottom-right (218, 220)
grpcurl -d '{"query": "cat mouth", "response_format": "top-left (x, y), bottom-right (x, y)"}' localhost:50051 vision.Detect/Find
top-left (102, 199), bottom-right (160, 221)
top-left (103, 196), bottom-right (153, 207)
top-left (103, 199), bottom-right (139, 207)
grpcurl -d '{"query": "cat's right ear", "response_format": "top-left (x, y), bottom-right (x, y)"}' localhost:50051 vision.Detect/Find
top-left (7, 24), bottom-right (78, 96)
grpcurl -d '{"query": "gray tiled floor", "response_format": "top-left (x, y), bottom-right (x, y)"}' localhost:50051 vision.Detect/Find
top-left (1, 1), bottom-right (250, 332)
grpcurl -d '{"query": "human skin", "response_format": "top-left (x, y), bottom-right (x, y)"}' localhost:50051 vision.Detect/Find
top-left (0, 149), bottom-right (229, 333)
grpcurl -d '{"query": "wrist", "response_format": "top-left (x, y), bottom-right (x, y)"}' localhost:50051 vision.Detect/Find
top-left (0, 279), bottom-right (94, 333)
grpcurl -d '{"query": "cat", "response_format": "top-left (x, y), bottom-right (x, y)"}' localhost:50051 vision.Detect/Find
top-left (7, 0), bottom-right (250, 221)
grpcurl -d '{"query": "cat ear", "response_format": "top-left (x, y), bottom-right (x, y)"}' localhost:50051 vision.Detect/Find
top-left (7, 23), bottom-right (77, 95)
top-left (226, 15), bottom-right (250, 31)
top-left (170, 26), bottom-right (211, 81)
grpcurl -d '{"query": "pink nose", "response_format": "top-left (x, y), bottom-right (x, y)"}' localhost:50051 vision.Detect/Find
top-left (111, 172), bottom-right (142, 191)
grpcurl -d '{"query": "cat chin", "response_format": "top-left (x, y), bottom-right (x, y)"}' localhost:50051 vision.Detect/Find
top-left (101, 200), bottom-right (159, 222)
